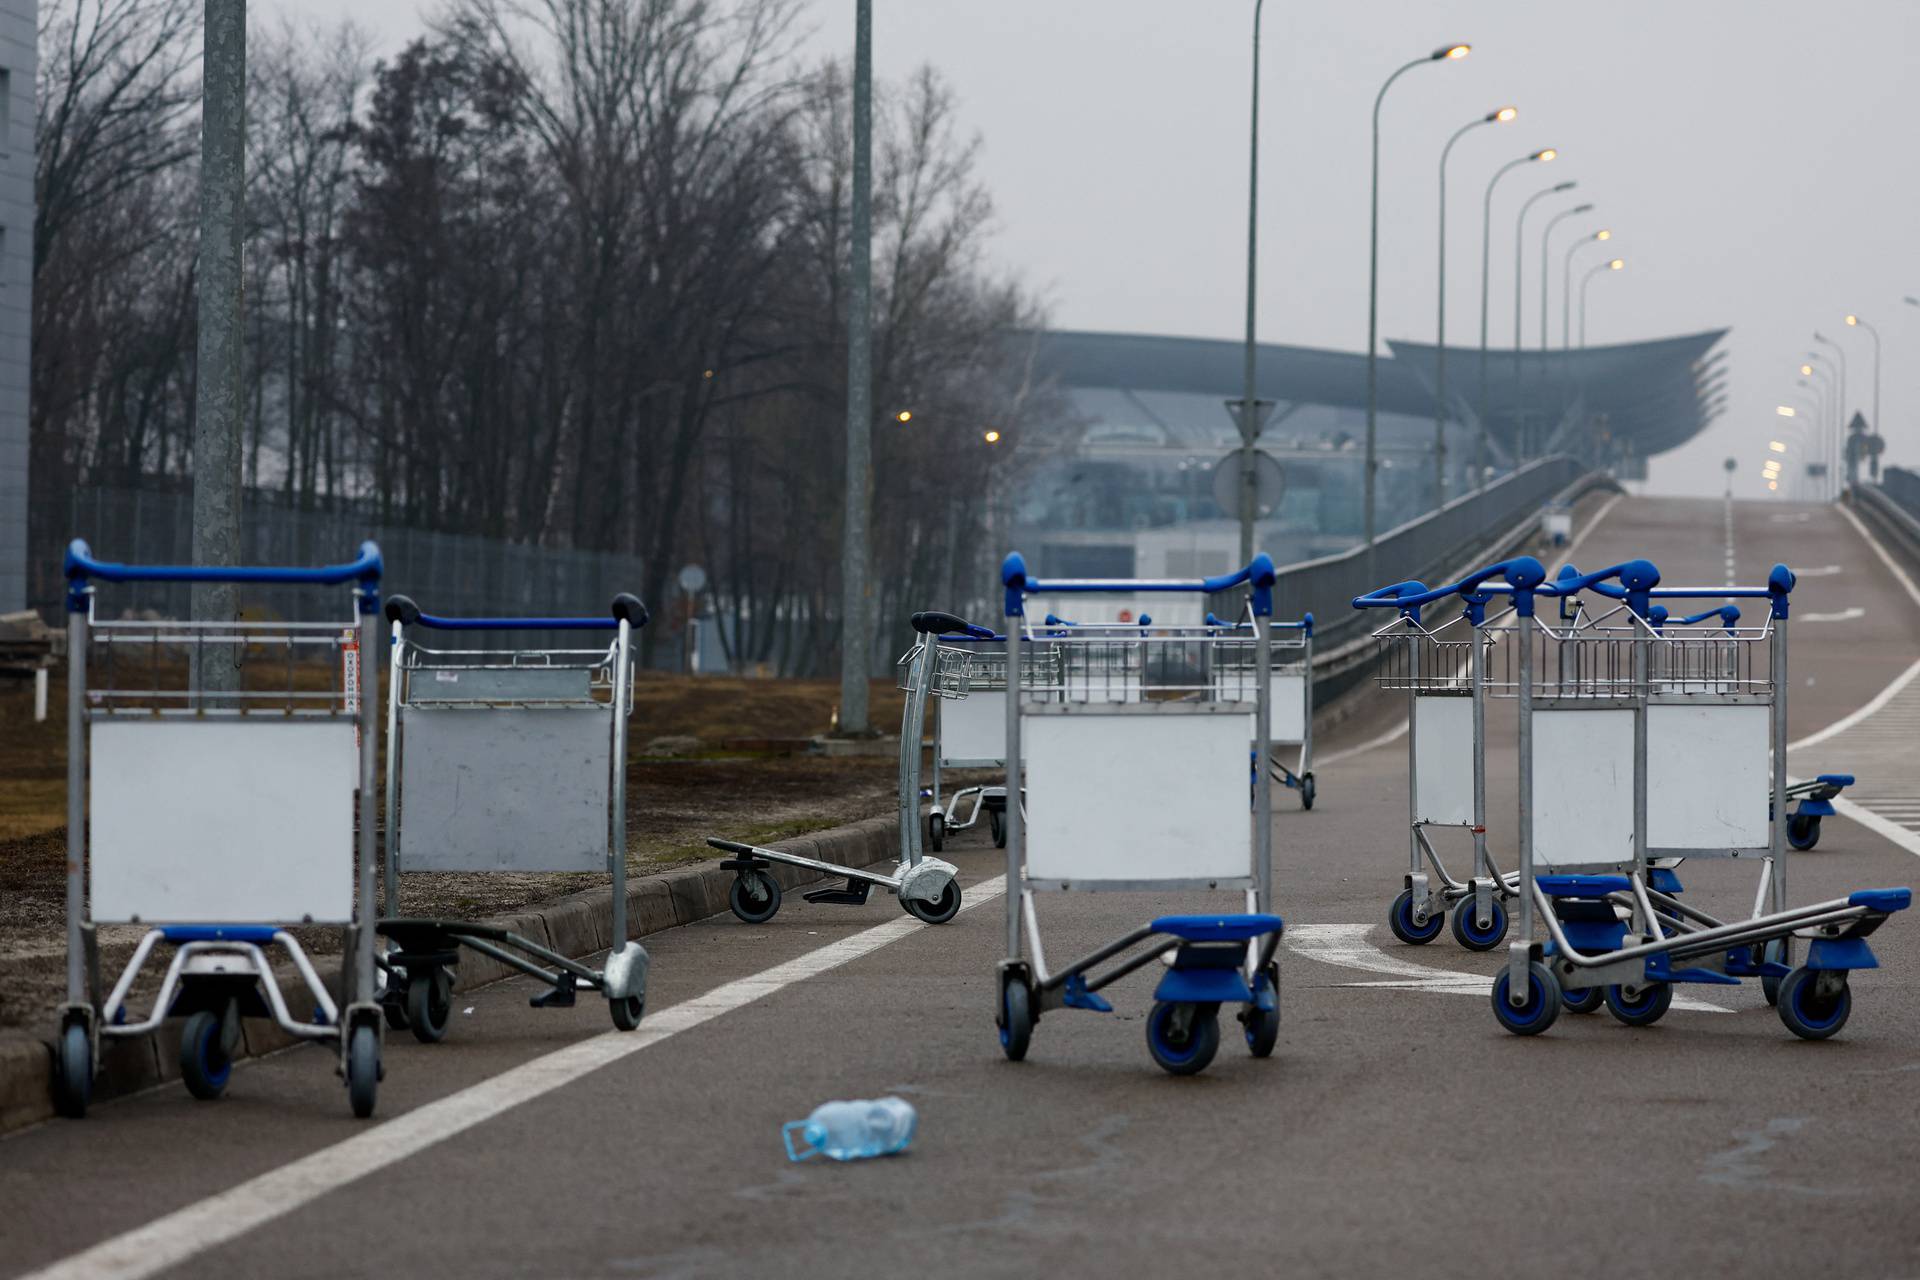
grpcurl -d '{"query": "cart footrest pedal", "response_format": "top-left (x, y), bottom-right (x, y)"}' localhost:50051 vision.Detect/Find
top-left (1644, 954), bottom-right (1741, 985)
top-left (1061, 974), bottom-right (1112, 1012)
top-left (804, 878), bottom-right (872, 907)
top-left (529, 977), bottom-right (578, 1008)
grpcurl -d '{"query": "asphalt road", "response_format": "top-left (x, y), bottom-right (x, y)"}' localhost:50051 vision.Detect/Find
top-left (5, 496), bottom-right (1919, 1280)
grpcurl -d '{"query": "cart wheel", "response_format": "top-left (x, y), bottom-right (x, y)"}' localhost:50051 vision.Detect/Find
top-left (179, 1009), bottom-right (233, 1102)
top-left (903, 877), bottom-right (963, 925)
top-left (990, 809), bottom-right (1006, 848)
top-left (1449, 896), bottom-right (1508, 951)
top-left (1146, 1001), bottom-right (1219, 1075)
top-left (609, 994), bottom-right (645, 1032)
top-left (382, 992), bottom-right (411, 1032)
top-left (1300, 773), bottom-right (1316, 811)
top-left (999, 978), bottom-right (1033, 1062)
top-left (1388, 889), bottom-right (1445, 945)
top-left (1761, 939), bottom-right (1788, 1006)
top-left (406, 966), bottom-right (452, 1045)
top-left (728, 871), bottom-right (782, 924)
top-left (1604, 982), bottom-right (1673, 1027)
top-left (1241, 965), bottom-right (1281, 1058)
top-left (346, 1024), bottom-right (380, 1119)
top-left (928, 812), bottom-right (946, 852)
top-left (1561, 985), bottom-right (1606, 1015)
top-left (56, 1023), bottom-right (92, 1119)
top-left (1786, 814), bottom-right (1821, 851)
top-left (1490, 962), bottom-right (1561, 1036)
top-left (1776, 966), bottom-right (1851, 1040)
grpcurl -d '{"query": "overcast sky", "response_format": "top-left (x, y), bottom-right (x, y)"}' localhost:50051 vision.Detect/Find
top-left (260, 0), bottom-right (1919, 499)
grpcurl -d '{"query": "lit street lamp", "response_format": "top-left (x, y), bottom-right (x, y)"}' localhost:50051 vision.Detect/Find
top-left (1813, 331), bottom-right (1848, 486)
top-left (1510, 172), bottom-right (1570, 457)
top-left (1540, 202), bottom-right (1592, 349)
top-left (1578, 257), bottom-right (1623, 347)
top-left (1562, 229), bottom-right (1612, 351)
top-left (1473, 144), bottom-right (1550, 485)
top-left (1363, 42), bottom-right (1470, 579)
top-left (1845, 313), bottom-right (1882, 480)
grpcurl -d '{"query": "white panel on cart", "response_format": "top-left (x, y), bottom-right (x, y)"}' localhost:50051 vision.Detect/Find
top-left (1530, 708), bottom-right (1635, 867)
top-left (1647, 703), bottom-right (1769, 850)
top-left (1270, 673), bottom-right (1306, 745)
top-left (90, 718), bottom-right (357, 923)
top-left (400, 706), bottom-right (613, 872)
top-left (1024, 705), bottom-right (1251, 884)
top-left (940, 690), bottom-right (1005, 765)
top-left (1413, 696), bottom-right (1475, 825)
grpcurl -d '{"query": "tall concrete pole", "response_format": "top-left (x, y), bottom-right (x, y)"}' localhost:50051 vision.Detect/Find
top-left (192, 0), bottom-right (245, 696)
top-left (1235, 0), bottom-right (1265, 574)
top-left (836, 0), bottom-right (874, 734)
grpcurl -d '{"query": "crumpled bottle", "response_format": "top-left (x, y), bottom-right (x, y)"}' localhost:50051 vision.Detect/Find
top-left (782, 1096), bottom-right (917, 1162)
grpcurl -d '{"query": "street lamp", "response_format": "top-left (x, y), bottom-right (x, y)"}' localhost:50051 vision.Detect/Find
top-left (1562, 229), bottom-right (1612, 353)
top-left (1540, 202), bottom-right (1592, 350)
top-left (1434, 106), bottom-right (1519, 509)
top-left (1813, 331), bottom-right (1849, 485)
top-left (1799, 363), bottom-right (1834, 501)
top-left (1364, 42), bottom-right (1470, 577)
top-left (1232, 0), bottom-right (1272, 575)
top-left (1511, 172), bottom-right (1570, 458)
top-left (1474, 145), bottom-right (1550, 486)
top-left (1845, 313), bottom-right (1883, 480)
top-left (1804, 351), bottom-right (1839, 500)
top-left (1578, 258), bottom-right (1623, 347)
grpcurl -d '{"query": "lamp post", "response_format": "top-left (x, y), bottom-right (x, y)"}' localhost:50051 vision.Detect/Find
top-left (1800, 361), bottom-right (1835, 501)
top-left (1363, 42), bottom-right (1469, 583)
top-left (837, 0), bottom-right (874, 734)
top-left (1434, 107), bottom-right (1518, 509)
top-left (1804, 352), bottom-right (1838, 500)
top-left (1846, 313), bottom-right (1883, 480)
top-left (1539, 199), bottom-right (1588, 349)
top-left (1813, 331), bottom-right (1848, 488)
top-left (1233, 0), bottom-right (1269, 575)
top-left (1474, 145), bottom-right (1545, 488)
top-left (1510, 173), bottom-right (1568, 459)
top-left (1577, 257), bottom-right (1623, 347)
top-left (1562, 229), bottom-right (1611, 351)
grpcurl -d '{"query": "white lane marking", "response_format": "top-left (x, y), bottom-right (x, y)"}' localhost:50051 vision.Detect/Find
top-left (1785, 779), bottom-right (1920, 859)
top-left (1317, 717), bottom-right (1409, 767)
top-left (1786, 657), bottom-right (1920, 751)
top-left (1796, 565), bottom-right (1844, 577)
top-left (1837, 501), bottom-right (1920, 611)
top-left (22, 877), bottom-right (1008, 1280)
top-left (1560, 492), bottom-right (1624, 563)
top-left (1798, 607), bottom-right (1865, 623)
top-left (1286, 924), bottom-right (1727, 1011)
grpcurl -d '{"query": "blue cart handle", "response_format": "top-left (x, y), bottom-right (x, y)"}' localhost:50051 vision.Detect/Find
top-left (65, 538), bottom-right (382, 612)
top-left (911, 610), bottom-right (994, 640)
top-left (1204, 611), bottom-right (1312, 635)
top-left (385, 593), bottom-right (649, 631)
top-left (1003, 552), bottom-right (1277, 618)
top-left (1352, 556), bottom-right (1549, 617)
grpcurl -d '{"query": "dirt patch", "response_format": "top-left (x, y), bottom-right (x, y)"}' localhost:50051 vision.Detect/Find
top-left (0, 669), bottom-right (934, 1031)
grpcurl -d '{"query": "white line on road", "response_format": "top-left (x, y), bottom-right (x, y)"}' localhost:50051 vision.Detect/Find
top-left (1797, 607), bottom-right (1865, 623)
top-left (1285, 924), bottom-right (1727, 1011)
top-left (1559, 492), bottom-right (1624, 565)
top-left (1786, 657), bottom-right (1920, 752)
top-left (21, 877), bottom-right (1008, 1280)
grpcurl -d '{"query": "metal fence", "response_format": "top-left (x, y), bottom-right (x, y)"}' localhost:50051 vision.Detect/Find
top-left (1882, 467), bottom-right (1920, 519)
top-left (56, 488), bottom-right (647, 629)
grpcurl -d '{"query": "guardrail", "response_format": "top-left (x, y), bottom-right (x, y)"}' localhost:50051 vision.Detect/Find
top-left (1853, 478), bottom-right (1920, 565)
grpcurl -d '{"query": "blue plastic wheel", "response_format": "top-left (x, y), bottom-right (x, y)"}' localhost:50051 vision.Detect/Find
top-left (1388, 888), bottom-right (1445, 945)
top-left (1787, 814), bottom-right (1821, 852)
top-left (1490, 962), bottom-right (1561, 1036)
top-left (1241, 963), bottom-right (1280, 1058)
top-left (180, 1009), bottom-right (232, 1101)
top-left (1449, 896), bottom-right (1508, 951)
top-left (1776, 966), bottom-right (1851, 1040)
top-left (1561, 984), bottom-right (1606, 1014)
top-left (999, 978), bottom-right (1033, 1061)
top-left (1146, 1001), bottom-right (1220, 1075)
top-left (1604, 982), bottom-right (1673, 1027)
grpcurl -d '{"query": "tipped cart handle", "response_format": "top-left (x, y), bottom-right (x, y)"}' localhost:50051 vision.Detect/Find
top-left (65, 538), bottom-right (383, 610)
top-left (382, 592), bottom-right (649, 631)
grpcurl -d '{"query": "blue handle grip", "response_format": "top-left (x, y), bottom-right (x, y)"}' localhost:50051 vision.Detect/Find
top-left (1004, 552), bottom-right (1277, 618)
top-left (386, 593), bottom-right (648, 632)
top-left (65, 538), bottom-right (382, 612)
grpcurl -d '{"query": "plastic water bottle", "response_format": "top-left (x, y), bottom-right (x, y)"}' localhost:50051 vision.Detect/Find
top-left (782, 1097), bottom-right (917, 1162)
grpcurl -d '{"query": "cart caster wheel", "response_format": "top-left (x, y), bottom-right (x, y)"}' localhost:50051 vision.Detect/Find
top-left (1605, 982), bottom-right (1673, 1027)
top-left (1777, 967), bottom-right (1851, 1040)
top-left (1300, 773), bottom-right (1316, 811)
top-left (728, 870), bottom-right (782, 924)
top-left (928, 812), bottom-right (946, 852)
top-left (1388, 889), bottom-right (1445, 945)
top-left (56, 1023), bottom-right (92, 1119)
top-left (346, 1024), bottom-right (380, 1119)
top-left (1491, 962), bottom-right (1561, 1036)
top-left (1241, 966), bottom-right (1280, 1058)
top-left (1761, 939), bottom-right (1788, 1006)
top-left (1449, 896), bottom-right (1508, 951)
top-left (1561, 985), bottom-right (1606, 1015)
top-left (999, 978), bottom-right (1034, 1062)
top-left (990, 809), bottom-right (1006, 848)
top-left (406, 966), bottom-right (452, 1044)
top-left (178, 1009), bottom-right (233, 1102)
top-left (903, 878), bottom-right (963, 925)
top-left (1787, 813), bottom-right (1821, 851)
top-left (609, 994), bottom-right (644, 1032)
top-left (1146, 1001), bottom-right (1220, 1076)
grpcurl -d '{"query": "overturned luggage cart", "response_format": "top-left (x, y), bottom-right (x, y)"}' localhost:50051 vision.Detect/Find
top-left (55, 539), bottom-right (386, 1118)
top-left (707, 610), bottom-right (965, 925)
top-left (377, 595), bottom-right (651, 1039)
top-left (996, 556), bottom-right (1284, 1076)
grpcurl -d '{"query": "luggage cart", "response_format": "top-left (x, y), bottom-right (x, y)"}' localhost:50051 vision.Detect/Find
top-left (54, 539), bottom-right (386, 1119)
top-left (1352, 574), bottom-right (1525, 951)
top-left (1209, 610), bottom-right (1316, 808)
top-left (376, 594), bottom-right (651, 1042)
top-left (707, 611), bottom-right (964, 925)
top-left (1778, 775), bottom-right (1852, 851)
top-left (1418, 556), bottom-right (1908, 1040)
top-left (995, 555), bottom-right (1285, 1076)
top-left (921, 613), bottom-right (1055, 852)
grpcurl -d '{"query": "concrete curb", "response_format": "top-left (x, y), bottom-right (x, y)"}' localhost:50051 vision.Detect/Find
top-left (0, 815), bottom-right (897, 1137)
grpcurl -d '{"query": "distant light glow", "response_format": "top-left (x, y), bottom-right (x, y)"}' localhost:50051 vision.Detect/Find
top-left (1495, 106), bottom-right (1518, 122)
top-left (1800, 364), bottom-right (1813, 375)
top-left (1535, 147), bottom-right (1557, 160)
top-left (1609, 259), bottom-right (1624, 270)
top-left (1444, 44), bottom-right (1471, 60)
top-left (983, 430), bottom-right (1001, 444)
top-left (1769, 441), bottom-right (1788, 453)
top-left (1775, 406), bottom-right (1796, 417)
top-left (1768, 480), bottom-right (1779, 491)
top-left (1595, 229), bottom-right (1612, 241)
top-left (1846, 314), bottom-right (1859, 326)
top-left (896, 411), bottom-right (912, 423)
